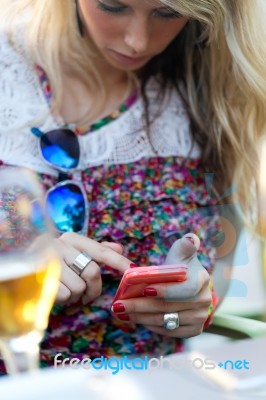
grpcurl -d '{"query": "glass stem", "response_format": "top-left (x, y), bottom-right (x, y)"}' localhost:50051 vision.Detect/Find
top-left (0, 331), bottom-right (41, 374)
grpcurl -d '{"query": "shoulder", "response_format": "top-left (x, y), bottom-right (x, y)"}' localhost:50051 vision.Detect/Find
top-left (0, 29), bottom-right (49, 129)
top-left (0, 4), bottom-right (39, 94)
top-left (0, 30), bottom-right (57, 176)
top-left (144, 79), bottom-right (200, 158)
top-left (0, 28), bottom-right (35, 97)
top-left (0, 30), bottom-right (22, 64)
top-left (137, 77), bottom-right (191, 131)
top-left (0, 26), bottom-right (34, 81)
top-left (144, 77), bottom-right (184, 102)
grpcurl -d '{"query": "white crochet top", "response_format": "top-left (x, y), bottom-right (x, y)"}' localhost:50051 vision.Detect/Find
top-left (0, 32), bottom-right (201, 176)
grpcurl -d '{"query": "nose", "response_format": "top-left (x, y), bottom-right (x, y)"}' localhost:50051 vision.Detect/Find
top-left (124, 16), bottom-right (150, 54)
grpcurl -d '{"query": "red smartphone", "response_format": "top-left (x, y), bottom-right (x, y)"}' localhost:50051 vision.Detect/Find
top-left (112, 264), bottom-right (188, 302)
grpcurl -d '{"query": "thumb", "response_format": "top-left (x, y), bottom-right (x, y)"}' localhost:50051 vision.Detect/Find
top-left (165, 233), bottom-right (200, 264)
top-left (164, 234), bottom-right (208, 301)
top-left (101, 241), bottom-right (124, 255)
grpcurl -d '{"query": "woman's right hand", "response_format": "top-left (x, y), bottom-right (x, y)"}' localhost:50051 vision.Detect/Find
top-left (53, 232), bottom-right (131, 306)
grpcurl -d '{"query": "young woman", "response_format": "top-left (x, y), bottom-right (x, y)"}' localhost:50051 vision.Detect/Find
top-left (0, 0), bottom-right (265, 372)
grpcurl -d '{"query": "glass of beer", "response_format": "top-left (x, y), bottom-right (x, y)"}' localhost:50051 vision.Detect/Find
top-left (0, 167), bottom-right (61, 374)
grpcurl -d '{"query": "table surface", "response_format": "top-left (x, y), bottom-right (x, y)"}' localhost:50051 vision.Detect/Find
top-left (1, 336), bottom-right (266, 400)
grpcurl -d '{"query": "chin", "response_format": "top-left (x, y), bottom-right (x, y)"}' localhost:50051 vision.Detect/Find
top-left (103, 52), bottom-right (150, 72)
top-left (109, 59), bottom-right (149, 72)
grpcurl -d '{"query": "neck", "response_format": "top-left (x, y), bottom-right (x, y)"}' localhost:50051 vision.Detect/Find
top-left (94, 53), bottom-right (130, 89)
top-left (59, 59), bottom-right (138, 127)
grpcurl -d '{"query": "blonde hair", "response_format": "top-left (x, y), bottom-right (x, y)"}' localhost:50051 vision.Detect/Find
top-left (0, 0), bottom-right (124, 124)
top-left (160, 0), bottom-right (266, 208)
top-left (1, 0), bottom-right (266, 210)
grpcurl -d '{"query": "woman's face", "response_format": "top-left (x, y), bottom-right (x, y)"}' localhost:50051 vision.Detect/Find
top-left (79, 0), bottom-right (188, 71)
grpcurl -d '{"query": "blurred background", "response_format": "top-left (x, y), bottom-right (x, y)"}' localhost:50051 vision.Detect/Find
top-left (188, 227), bottom-right (266, 350)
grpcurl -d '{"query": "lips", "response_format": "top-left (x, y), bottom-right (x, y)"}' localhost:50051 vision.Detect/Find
top-left (117, 53), bottom-right (145, 61)
top-left (110, 50), bottom-right (148, 64)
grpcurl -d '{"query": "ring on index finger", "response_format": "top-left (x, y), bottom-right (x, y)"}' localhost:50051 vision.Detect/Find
top-left (69, 252), bottom-right (93, 276)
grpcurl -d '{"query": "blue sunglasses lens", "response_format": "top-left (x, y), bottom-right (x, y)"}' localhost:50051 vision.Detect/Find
top-left (40, 129), bottom-right (80, 169)
top-left (46, 184), bottom-right (86, 232)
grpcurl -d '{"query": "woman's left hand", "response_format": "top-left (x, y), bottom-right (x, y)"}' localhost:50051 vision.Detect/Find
top-left (111, 234), bottom-right (212, 338)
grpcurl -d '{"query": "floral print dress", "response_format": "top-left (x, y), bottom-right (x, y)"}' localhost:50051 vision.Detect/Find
top-left (0, 63), bottom-right (220, 374)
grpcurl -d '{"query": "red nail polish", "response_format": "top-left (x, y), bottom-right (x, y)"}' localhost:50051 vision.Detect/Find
top-left (117, 314), bottom-right (130, 321)
top-left (143, 288), bottom-right (157, 297)
top-left (130, 263), bottom-right (138, 268)
top-left (112, 303), bottom-right (125, 313)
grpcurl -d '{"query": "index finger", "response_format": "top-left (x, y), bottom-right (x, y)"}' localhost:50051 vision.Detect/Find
top-left (59, 232), bottom-right (131, 273)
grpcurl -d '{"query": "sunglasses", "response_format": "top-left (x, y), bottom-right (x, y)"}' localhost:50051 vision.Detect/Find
top-left (31, 127), bottom-right (89, 234)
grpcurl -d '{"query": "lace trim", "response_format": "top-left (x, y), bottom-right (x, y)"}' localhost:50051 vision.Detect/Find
top-left (0, 32), bottom-right (201, 176)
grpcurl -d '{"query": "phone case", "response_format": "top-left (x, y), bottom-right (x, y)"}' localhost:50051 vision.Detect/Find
top-left (112, 264), bottom-right (188, 302)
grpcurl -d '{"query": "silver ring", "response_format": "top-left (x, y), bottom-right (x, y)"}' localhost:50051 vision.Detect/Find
top-left (163, 313), bottom-right (179, 330)
top-left (69, 252), bottom-right (93, 276)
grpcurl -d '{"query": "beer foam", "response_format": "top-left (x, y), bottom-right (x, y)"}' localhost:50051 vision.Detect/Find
top-left (0, 260), bottom-right (35, 281)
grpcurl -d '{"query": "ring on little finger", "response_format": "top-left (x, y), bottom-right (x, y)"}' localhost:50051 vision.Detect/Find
top-left (163, 312), bottom-right (180, 330)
